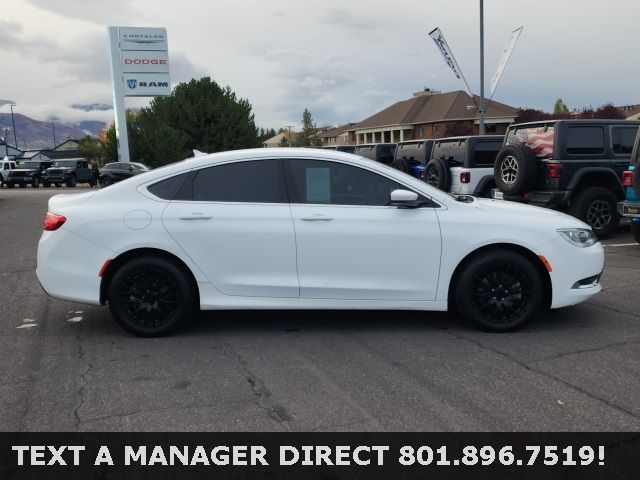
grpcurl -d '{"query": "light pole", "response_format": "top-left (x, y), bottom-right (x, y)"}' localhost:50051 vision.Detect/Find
top-left (478, 0), bottom-right (486, 135)
top-left (9, 104), bottom-right (18, 148)
top-left (51, 122), bottom-right (57, 148)
top-left (286, 125), bottom-right (293, 147)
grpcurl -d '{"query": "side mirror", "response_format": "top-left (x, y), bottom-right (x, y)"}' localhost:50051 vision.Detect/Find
top-left (390, 189), bottom-right (420, 208)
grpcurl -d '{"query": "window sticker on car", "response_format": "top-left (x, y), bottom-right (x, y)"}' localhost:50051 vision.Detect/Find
top-left (508, 126), bottom-right (554, 158)
top-left (306, 167), bottom-right (330, 203)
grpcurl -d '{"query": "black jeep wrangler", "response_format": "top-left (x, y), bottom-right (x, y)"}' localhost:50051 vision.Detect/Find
top-left (5, 160), bottom-right (53, 188)
top-left (493, 120), bottom-right (640, 237)
top-left (43, 158), bottom-right (91, 187)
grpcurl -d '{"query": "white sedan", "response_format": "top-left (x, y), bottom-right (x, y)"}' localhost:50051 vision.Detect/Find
top-left (36, 148), bottom-right (604, 336)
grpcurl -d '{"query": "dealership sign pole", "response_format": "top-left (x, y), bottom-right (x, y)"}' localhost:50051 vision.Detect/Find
top-left (107, 26), bottom-right (171, 163)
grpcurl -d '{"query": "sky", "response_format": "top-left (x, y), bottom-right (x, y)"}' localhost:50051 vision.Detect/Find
top-left (1, 0), bottom-right (639, 130)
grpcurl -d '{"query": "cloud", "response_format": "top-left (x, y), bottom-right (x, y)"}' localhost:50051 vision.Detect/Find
top-left (322, 8), bottom-right (376, 32)
top-left (24, 0), bottom-right (139, 25)
top-left (169, 51), bottom-right (209, 84)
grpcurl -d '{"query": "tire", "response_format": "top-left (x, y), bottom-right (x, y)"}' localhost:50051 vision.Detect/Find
top-left (108, 256), bottom-right (195, 337)
top-left (19, 183), bottom-right (26, 188)
top-left (632, 221), bottom-right (640, 245)
top-left (6, 182), bottom-right (14, 188)
top-left (494, 144), bottom-right (538, 195)
top-left (31, 178), bottom-right (39, 188)
top-left (54, 183), bottom-right (61, 188)
top-left (66, 176), bottom-right (76, 187)
top-left (569, 187), bottom-right (620, 239)
top-left (43, 181), bottom-right (51, 188)
top-left (455, 250), bottom-right (543, 332)
top-left (390, 158), bottom-right (409, 173)
top-left (101, 176), bottom-right (113, 187)
top-left (425, 158), bottom-right (452, 191)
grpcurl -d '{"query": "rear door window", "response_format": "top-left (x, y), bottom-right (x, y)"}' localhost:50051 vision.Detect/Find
top-left (566, 126), bottom-right (605, 155)
top-left (431, 140), bottom-right (465, 166)
top-left (506, 125), bottom-right (555, 158)
top-left (612, 126), bottom-right (638, 155)
top-left (178, 159), bottom-right (287, 203)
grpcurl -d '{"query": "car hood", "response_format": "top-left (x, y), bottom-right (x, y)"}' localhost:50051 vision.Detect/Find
top-left (10, 168), bottom-right (38, 173)
top-left (471, 197), bottom-right (589, 229)
top-left (47, 167), bottom-right (72, 171)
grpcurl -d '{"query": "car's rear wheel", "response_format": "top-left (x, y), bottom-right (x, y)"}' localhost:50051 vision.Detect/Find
top-left (108, 256), bottom-right (195, 337)
top-left (101, 177), bottom-right (113, 187)
top-left (43, 181), bottom-right (51, 187)
top-left (570, 186), bottom-right (619, 239)
top-left (6, 182), bottom-right (14, 188)
top-left (454, 249), bottom-right (543, 332)
top-left (631, 221), bottom-right (640, 245)
top-left (390, 157), bottom-right (409, 173)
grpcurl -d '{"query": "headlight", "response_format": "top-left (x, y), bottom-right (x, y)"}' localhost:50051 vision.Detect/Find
top-left (557, 228), bottom-right (598, 247)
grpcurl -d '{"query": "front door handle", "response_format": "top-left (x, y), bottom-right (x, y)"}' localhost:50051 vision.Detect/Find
top-left (301, 215), bottom-right (334, 221)
top-left (179, 213), bottom-right (213, 220)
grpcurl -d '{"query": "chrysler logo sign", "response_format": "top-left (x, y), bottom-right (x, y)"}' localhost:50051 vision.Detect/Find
top-left (122, 34), bottom-right (165, 44)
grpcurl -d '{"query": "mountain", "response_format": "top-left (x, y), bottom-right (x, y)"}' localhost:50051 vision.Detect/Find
top-left (0, 113), bottom-right (106, 150)
top-left (0, 99), bottom-right (15, 108)
top-left (71, 103), bottom-right (113, 112)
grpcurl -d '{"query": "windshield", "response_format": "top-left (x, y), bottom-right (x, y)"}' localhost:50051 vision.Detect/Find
top-left (53, 160), bottom-right (76, 168)
top-left (16, 161), bottom-right (39, 169)
top-left (633, 127), bottom-right (640, 165)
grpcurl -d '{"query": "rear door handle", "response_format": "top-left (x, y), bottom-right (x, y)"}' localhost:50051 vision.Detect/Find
top-left (301, 215), bottom-right (334, 221)
top-left (179, 213), bottom-right (213, 220)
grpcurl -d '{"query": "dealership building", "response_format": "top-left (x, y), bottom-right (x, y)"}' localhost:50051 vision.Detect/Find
top-left (319, 89), bottom-right (518, 146)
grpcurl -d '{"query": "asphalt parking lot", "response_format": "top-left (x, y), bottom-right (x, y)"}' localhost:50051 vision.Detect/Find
top-left (1, 186), bottom-right (639, 432)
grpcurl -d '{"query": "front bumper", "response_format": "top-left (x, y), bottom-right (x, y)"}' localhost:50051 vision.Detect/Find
top-left (540, 235), bottom-right (605, 309)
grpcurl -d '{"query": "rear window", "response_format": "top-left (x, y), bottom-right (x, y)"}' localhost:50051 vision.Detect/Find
top-left (506, 126), bottom-right (555, 159)
top-left (473, 141), bottom-right (502, 166)
top-left (566, 126), bottom-right (604, 155)
top-left (612, 126), bottom-right (638, 154)
top-left (431, 140), bottom-right (465, 166)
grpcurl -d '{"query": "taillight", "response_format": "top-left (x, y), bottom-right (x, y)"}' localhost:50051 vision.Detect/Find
top-left (622, 171), bottom-right (633, 187)
top-left (419, 170), bottom-right (426, 180)
top-left (546, 163), bottom-right (562, 179)
top-left (43, 212), bottom-right (66, 231)
top-left (460, 172), bottom-right (470, 183)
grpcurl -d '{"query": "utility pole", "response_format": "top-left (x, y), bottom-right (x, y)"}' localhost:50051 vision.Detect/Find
top-left (286, 125), bottom-right (293, 147)
top-left (479, 0), bottom-right (486, 135)
top-left (10, 104), bottom-right (18, 148)
top-left (51, 122), bottom-right (57, 148)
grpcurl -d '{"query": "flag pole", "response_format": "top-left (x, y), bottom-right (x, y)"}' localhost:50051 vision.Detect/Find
top-left (479, 0), bottom-right (485, 135)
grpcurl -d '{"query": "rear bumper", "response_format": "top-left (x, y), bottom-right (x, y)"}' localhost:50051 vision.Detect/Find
top-left (525, 190), bottom-right (571, 209)
top-left (36, 228), bottom-right (114, 305)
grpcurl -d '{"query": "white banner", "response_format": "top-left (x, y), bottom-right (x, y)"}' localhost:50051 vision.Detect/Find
top-left (123, 73), bottom-right (171, 97)
top-left (121, 51), bottom-right (169, 73)
top-left (119, 27), bottom-right (167, 51)
top-left (428, 27), bottom-right (473, 98)
top-left (490, 26), bottom-right (523, 97)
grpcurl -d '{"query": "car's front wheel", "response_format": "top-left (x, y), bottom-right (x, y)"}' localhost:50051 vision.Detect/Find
top-left (631, 221), bottom-right (640, 245)
top-left (454, 249), bottom-right (543, 332)
top-left (108, 256), bottom-right (195, 337)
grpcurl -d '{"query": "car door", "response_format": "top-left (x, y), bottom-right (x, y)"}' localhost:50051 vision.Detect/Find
top-left (162, 158), bottom-right (299, 298)
top-left (284, 158), bottom-right (442, 301)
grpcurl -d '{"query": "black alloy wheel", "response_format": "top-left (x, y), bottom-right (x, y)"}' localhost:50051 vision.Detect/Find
top-left (570, 186), bottom-right (619, 239)
top-left (455, 250), bottom-right (543, 331)
top-left (108, 256), bottom-right (194, 336)
top-left (426, 163), bottom-right (440, 188)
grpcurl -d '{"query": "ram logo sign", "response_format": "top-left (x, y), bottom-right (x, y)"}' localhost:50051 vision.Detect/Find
top-left (123, 74), bottom-right (171, 97)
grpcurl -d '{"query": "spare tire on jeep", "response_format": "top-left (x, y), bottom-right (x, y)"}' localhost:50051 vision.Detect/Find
top-left (494, 144), bottom-right (538, 195)
top-left (425, 158), bottom-right (452, 191)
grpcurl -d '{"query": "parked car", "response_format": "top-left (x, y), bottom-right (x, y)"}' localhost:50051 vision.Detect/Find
top-left (617, 127), bottom-right (640, 244)
top-left (37, 148), bottom-right (603, 337)
top-left (322, 145), bottom-right (356, 154)
top-left (492, 120), bottom-right (640, 238)
top-left (0, 157), bottom-right (17, 187)
top-left (390, 139), bottom-right (435, 181)
top-left (5, 160), bottom-right (53, 188)
top-left (99, 162), bottom-right (149, 186)
top-left (354, 143), bottom-right (397, 165)
top-left (43, 158), bottom-right (91, 187)
top-left (425, 136), bottom-right (503, 196)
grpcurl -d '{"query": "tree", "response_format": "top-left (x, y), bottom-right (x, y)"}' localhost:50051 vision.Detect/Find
top-left (100, 77), bottom-right (261, 167)
top-left (100, 110), bottom-right (144, 165)
top-left (78, 135), bottom-right (101, 161)
top-left (295, 108), bottom-right (323, 147)
top-left (553, 98), bottom-right (570, 115)
top-left (578, 103), bottom-right (625, 119)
